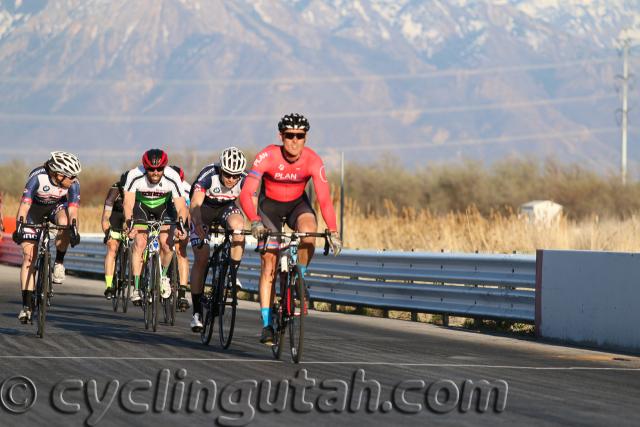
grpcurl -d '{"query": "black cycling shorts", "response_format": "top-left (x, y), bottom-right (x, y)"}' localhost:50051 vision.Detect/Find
top-left (132, 201), bottom-right (174, 225)
top-left (22, 202), bottom-right (66, 241)
top-left (258, 193), bottom-right (316, 232)
top-left (109, 210), bottom-right (125, 231)
top-left (189, 203), bottom-right (242, 247)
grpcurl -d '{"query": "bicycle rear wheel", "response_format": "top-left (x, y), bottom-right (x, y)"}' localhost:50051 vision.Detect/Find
top-left (218, 263), bottom-right (237, 349)
top-left (271, 273), bottom-right (288, 359)
top-left (271, 303), bottom-right (285, 359)
top-left (35, 251), bottom-right (50, 338)
top-left (288, 267), bottom-right (307, 363)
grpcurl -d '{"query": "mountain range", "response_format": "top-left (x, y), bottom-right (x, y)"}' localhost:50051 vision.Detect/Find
top-left (0, 0), bottom-right (639, 173)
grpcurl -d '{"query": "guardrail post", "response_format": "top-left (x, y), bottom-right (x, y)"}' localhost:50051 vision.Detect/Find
top-left (442, 314), bottom-right (449, 326)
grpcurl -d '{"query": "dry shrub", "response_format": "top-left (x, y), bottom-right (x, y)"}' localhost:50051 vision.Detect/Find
top-left (341, 198), bottom-right (640, 253)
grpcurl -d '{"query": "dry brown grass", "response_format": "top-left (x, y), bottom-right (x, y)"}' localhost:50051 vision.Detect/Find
top-left (339, 198), bottom-right (640, 253)
top-left (4, 195), bottom-right (640, 253)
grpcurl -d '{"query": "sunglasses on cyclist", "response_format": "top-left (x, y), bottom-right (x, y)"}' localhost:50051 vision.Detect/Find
top-left (222, 171), bottom-right (242, 180)
top-left (146, 167), bottom-right (165, 172)
top-left (283, 132), bottom-right (306, 140)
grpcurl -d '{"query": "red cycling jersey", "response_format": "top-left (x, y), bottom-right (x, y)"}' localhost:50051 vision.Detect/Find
top-left (239, 144), bottom-right (337, 231)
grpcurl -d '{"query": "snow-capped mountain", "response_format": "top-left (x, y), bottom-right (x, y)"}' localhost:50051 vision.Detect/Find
top-left (0, 0), bottom-right (638, 172)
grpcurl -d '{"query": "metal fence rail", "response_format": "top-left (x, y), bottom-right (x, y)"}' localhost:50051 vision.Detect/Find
top-left (0, 234), bottom-right (536, 323)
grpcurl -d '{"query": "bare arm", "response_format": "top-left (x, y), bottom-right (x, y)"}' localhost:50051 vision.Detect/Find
top-left (190, 190), bottom-right (205, 229)
top-left (123, 191), bottom-right (135, 224)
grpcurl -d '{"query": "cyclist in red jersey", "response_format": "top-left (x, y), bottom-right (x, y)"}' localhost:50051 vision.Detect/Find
top-left (239, 113), bottom-right (342, 344)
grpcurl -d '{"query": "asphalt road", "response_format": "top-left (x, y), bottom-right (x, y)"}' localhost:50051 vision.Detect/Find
top-left (0, 264), bottom-right (638, 426)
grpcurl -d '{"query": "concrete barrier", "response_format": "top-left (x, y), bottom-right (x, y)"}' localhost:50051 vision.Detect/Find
top-left (536, 249), bottom-right (640, 353)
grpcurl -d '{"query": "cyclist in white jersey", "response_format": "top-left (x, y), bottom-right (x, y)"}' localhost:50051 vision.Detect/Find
top-left (123, 149), bottom-right (188, 304)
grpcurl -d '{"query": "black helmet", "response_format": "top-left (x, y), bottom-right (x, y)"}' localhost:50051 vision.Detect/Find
top-left (278, 113), bottom-right (310, 133)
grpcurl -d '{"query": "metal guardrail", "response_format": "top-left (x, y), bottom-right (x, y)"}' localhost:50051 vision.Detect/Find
top-left (0, 233), bottom-right (536, 323)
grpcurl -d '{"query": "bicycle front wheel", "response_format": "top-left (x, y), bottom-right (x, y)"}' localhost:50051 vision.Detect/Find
top-left (122, 245), bottom-right (132, 313)
top-left (288, 267), bottom-right (307, 363)
top-left (218, 264), bottom-right (237, 349)
top-left (151, 254), bottom-right (160, 332)
top-left (35, 251), bottom-right (50, 338)
top-left (112, 243), bottom-right (123, 312)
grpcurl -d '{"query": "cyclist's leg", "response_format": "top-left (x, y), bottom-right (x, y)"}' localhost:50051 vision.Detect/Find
top-left (130, 201), bottom-right (149, 301)
top-left (19, 241), bottom-right (37, 321)
top-left (103, 234), bottom-right (119, 298)
top-left (189, 238), bottom-right (208, 330)
top-left (175, 232), bottom-right (190, 308)
top-left (288, 194), bottom-right (318, 274)
top-left (257, 199), bottom-right (285, 342)
top-left (52, 205), bottom-right (70, 284)
top-left (223, 205), bottom-right (245, 285)
top-left (176, 236), bottom-right (189, 286)
top-left (187, 206), bottom-right (216, 328)
top-left (158, 225), bottom-right (174, 298)
top-left (105, 211), bottom-right (124, 296)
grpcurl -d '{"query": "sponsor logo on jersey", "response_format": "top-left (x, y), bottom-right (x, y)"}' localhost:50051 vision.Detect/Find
top-left (319, 165), bottom-right (328, 183)
top-left (213, 188), bottom-right (220, 193)
top-left (43, 186), bottom-right (50, 192)
top-left (274, 172), bottom-right (298, 180)
top-left (253, 152), bottom-right (269, 166)
top-left (139, 191), bottom-right (166, 198)
top-left (278, 164), bottom-right (285, 171)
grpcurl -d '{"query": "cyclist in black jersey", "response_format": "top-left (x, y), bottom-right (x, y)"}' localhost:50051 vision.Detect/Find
top-left (101, 173), bottom-right (127, 299)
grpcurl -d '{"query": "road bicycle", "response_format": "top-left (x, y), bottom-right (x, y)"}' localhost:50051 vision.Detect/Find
top-left (261, 226), bottom-right (331, 363)
top-left (16, 218), bottom-right (76, 338)
top-left (133, 218), bottom-right (184, 332)
top-left (199, 226), bottom-right (252, 348)
top-left (104, 228), bottom-right (132, 313)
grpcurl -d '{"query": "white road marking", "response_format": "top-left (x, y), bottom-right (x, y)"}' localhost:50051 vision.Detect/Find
top-left (0, 356), bottom-right (638, 370)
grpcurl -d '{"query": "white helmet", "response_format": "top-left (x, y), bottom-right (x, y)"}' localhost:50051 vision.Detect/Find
top-left (220, 147), bottom-right (247, 175)
top-left (47, 151), bottom-right (82, 177)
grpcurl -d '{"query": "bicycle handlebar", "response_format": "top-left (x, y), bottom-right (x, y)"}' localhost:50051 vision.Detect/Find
top-left (257, 229), bottom-right (332, 256)
top-left (17, 216), bottom-right (72, 232)
top-left (197, 227), bottom-right (253, 249)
